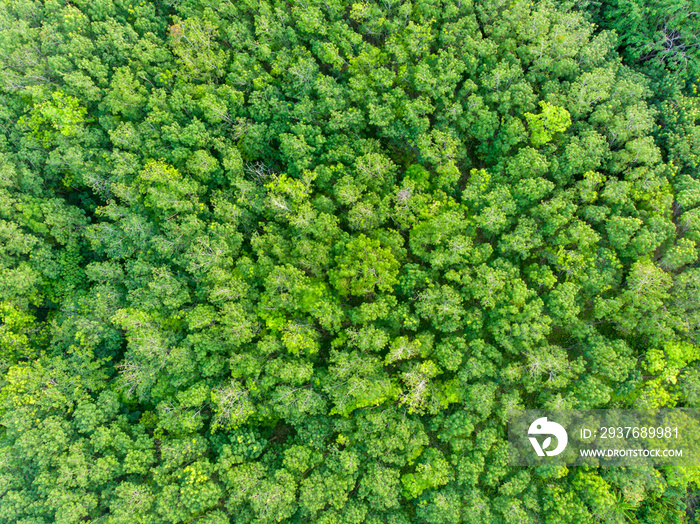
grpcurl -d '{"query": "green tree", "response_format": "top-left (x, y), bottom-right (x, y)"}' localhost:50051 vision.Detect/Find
top-left (525, 101), bottom-right (572, 147)
top-left (330, 234), bottom-right (400, 297)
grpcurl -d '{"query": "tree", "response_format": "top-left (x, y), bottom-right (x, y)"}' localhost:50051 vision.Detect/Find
top-left (597, 0), bottom-right (700, 87)
top-left (2, 0), bottom-right (700, 520)
top-left (329, 234), bottom-right (400, 297)
top-left (525, 101), bottom-right (572, 147)
top-left (324, 350), bottom-right (400, 417)
top-left (18, 90), bottom-right (87, 147)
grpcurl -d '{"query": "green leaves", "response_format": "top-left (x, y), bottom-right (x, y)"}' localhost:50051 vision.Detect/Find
top-left (134, 159), bottom-right (202, 217)
top-left (525, 101), bottom-right (572, 147)
top-left (211, 380), bottom-right (255, 431)
top-left (325, 350), bottom-right (399, 417)
top-left (18, 90), bottom-right (87, 147)
top-left (170, 17), bottom-right (229, 83)
top-left (415, 284), bottom-right (465, 333)
top-left (2, 0), bottom-right (700, 521)
top-left (330, 234), bottom-right (400, 296)
top-left (359, 463), bottom-right (401, 510)
top-left (400, 448), bottom-right (452, 499)
top-left (637, 341), bottom-right (700, 408)
top-left (598, 0), bottom-right (700, 87)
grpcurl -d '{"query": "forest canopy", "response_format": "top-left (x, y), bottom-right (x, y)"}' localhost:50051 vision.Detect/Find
top-left (1, 0), bottom-right (700, 522)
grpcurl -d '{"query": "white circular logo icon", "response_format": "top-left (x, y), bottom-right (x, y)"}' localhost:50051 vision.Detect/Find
top-left (528, 417), bottom-right (568, 457)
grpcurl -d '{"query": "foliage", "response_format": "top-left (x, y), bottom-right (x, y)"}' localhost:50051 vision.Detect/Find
top-left (0, 0), bottom-right (699, 522)
top-left (525, 101), bottom-right (572, 147)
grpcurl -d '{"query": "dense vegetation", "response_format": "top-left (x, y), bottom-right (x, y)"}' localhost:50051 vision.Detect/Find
top-left (1, 0), bottom-right (700, 522)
